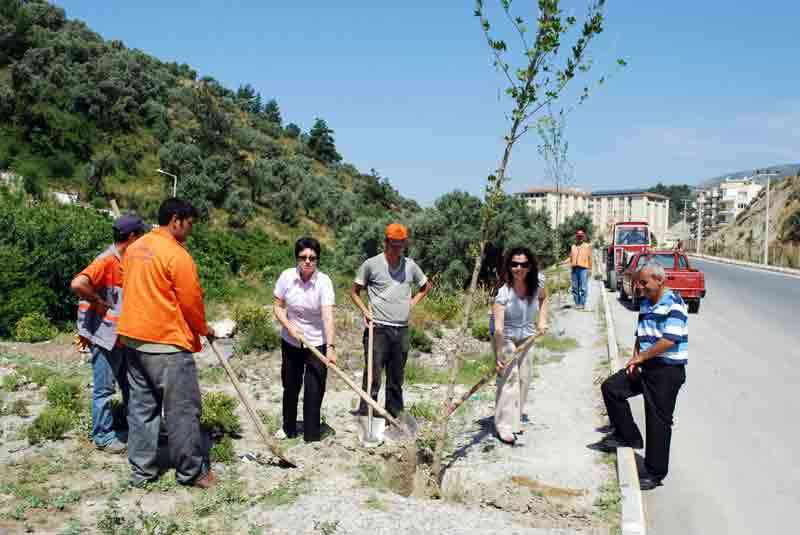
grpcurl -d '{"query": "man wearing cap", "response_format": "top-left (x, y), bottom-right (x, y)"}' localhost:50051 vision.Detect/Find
top-left (570, 228), bottom-right (593, 309)
top-left (350, 223), bottom-right (431, 418)
top-left (71, 214), bottom-right (150, 453)
top-left (117, 198), bottom-right (216, 489)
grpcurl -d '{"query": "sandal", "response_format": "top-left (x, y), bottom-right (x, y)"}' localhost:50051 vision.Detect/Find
top-left (496, 432), bottom-right (516, 445)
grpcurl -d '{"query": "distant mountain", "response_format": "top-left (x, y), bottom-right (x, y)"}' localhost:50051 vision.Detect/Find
top-left (698, 163), bottom-right (800, 189)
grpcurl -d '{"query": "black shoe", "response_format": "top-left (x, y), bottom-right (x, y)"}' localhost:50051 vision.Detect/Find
top-left (587, 433), bottom-right (643, 452)
top-left (639, 476), bottom-right (662, 491)
top-left (595, 424), bottom-right (615, 434)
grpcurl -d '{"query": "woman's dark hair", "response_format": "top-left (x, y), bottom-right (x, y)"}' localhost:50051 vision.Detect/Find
top-left (501, 246), bottom-right (539, 300)
top-left (158, 198), bottom-right (199, 226)
top-left (295, 237), bottom-right (321, 259)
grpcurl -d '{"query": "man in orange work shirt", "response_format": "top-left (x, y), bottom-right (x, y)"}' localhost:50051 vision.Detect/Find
top-left (71, 214), bottom-right (149, 453)
top-left (570, 229), bottom-right (593, 310)
top-left (117, 198), bottom-right (216, 489)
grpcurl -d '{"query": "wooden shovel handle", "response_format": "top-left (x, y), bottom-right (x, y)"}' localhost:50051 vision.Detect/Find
top-left (298, 336), bottom-right (405, 432)
top-left (447, 333), bottom-right (540, 416)
top-left (206, 338), bottom-right (297, 468)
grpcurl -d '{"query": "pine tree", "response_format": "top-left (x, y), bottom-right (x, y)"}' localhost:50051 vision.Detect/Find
top-left (307, 118), bottom-right (341, 164)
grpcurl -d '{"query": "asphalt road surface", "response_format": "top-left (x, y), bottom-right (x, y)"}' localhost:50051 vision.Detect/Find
top-left (607, 258), bottom-right (800, 534)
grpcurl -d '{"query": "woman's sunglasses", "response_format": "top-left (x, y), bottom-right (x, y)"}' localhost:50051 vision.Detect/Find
top-left (509, 261), bottom-right (530, 269)
top-left (297, 255), bottom-right (318, 263)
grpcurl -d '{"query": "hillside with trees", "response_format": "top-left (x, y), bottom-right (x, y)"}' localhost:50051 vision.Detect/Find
top-left (0, 0), bottom-right (576, 336)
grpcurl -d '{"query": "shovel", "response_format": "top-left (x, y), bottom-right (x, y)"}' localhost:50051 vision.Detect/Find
top-left (206, 337), bottom-right (297, 468)
top-left (447, 332), bottom-right (541, 417)
top-left (359, 313), bottom-right (384, 447)
top-left (297, 336), bottom-right (416, 441)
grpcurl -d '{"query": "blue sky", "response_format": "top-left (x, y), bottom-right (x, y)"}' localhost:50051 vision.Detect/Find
top-left (55, 1), bottom-right (800, 205)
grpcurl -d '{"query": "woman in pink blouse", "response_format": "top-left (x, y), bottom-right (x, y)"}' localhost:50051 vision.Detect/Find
top-left (273, 237), bottom-right (337, 442)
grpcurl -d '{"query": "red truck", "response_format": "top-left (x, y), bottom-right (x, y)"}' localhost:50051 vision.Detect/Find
top-left (604, 221), bottom-right (652, 292)
top-left (620, 250), bottom-right (706, 313)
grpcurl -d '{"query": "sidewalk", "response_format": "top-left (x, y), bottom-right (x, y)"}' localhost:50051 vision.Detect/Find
top-left (440, 280), bottom-right (616, 532)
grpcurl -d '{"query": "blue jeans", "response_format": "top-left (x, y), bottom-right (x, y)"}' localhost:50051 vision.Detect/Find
top-left (571, 267), bottom-right (589, 306)
top-left (91, 344), bottom-right (130, 447)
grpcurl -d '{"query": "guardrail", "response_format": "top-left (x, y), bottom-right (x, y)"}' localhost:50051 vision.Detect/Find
top-left (688, 253), bottom-right (800, 277)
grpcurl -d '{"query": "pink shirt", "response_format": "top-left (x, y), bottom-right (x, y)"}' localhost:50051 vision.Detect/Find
top-left (273, 268), bottom-right (335, 348)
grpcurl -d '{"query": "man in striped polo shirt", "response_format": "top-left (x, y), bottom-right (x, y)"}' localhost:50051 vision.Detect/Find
top-left (594, 261), bottom-right (688, 490)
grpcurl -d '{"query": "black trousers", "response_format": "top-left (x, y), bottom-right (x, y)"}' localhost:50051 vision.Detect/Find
top-left (281, 339), bottom-right (328, 442)
top-left (601, 362), bottom-right (686, 479)
top-left (357, 325), bottom-right (409, 418)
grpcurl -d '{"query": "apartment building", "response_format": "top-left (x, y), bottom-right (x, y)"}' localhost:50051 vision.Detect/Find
top-left (690, 177), bottom-right (763, 238)
top-left (516, 186), bottom-right (670, 243)
top-left (588, 189), bottom-right (670, 243)
top-left (517, 187), bottom-right (590, 227)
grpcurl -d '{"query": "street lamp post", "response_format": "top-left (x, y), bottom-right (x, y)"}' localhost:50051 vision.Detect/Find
top-left (157, 168), bottom-right (178, 197)
top-left (764, 175), bottom-right (771, 265)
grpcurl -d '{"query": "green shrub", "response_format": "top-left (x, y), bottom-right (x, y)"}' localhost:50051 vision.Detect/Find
top-left (46, 377), bottom-right (83, 413)
top-left (240, 323), bottom-right (281, 353)
top-left (538, 334), bottom-right (579, 353)
top-left (26, 406), bottom-right (75, 444)
top-left (14, 312), bottom-right (59, 343)
top-left (2, 373), bottom-right (21, 392)
top-left (457, 352), bottom-right (495, 384)
top-left (209, 435), bottom-right (236, 464)
top-left (409, 400), bottom-right (438, 422)
top-left (20, 365), bottom-right (57, 387)
top-left (201, 392), bottom-right (242, 435)
top-left (233, 304), bottom-right (271, 333)
top-left (409, 326), bottom-right (434, 353)
top-left (470, 321), bottom-right (491, 342)
top-left (405, 359), bottom-right (447, 384)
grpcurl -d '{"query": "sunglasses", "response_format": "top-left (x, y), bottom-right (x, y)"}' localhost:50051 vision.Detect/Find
top-left (297, 255), bottom-right (318, 263)
top-left (510, 261), bottom-right (530, 269)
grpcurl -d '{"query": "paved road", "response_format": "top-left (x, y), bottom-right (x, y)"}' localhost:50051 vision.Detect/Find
top-left (607, 258), bottom-right (800, 534)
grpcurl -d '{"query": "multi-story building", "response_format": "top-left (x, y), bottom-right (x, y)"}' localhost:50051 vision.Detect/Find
top-left (516, 186), bottom-right (670, 243)
top-left (689, 177), bottom-right (763, 238)
top-left (587, 189), bottom-right (670, 243)
top-left (517, 187), bottom-right (590, 227)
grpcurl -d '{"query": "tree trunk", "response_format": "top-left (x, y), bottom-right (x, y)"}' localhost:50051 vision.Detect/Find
top-left (430, 120), bottom-right (519, 493)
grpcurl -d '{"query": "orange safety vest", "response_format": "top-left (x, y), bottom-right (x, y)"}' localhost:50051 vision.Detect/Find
top-left (117, 227), bottom-right (209, 353)
top-left (76, 244), bottom-right (123, 351)
top-left (570, 242), bottom-right (593, 269)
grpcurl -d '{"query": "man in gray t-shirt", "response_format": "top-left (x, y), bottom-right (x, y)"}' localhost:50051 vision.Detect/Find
top-left (350, 223), bottom-right (431, 418)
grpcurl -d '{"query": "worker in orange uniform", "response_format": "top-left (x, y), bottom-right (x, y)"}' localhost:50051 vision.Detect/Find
top-left (570, 229), bottom-right (593, 309)
top-left (117, 198), bottom-right (216, 489)
top-left (71, 214), bottom-right (149, 454)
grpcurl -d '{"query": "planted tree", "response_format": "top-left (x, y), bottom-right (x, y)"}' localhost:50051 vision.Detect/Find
top-left (537, 109), bottom-right (572, 303)
top-left (430, 0), bottom-right (619, 490)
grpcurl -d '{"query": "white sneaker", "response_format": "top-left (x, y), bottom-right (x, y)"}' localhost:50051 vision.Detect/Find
top-left (274, 429), bottom-right (287, 440)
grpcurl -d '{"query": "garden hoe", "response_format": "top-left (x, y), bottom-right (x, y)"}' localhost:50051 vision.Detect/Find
top-left (206, 337), bottom-right (297, 468)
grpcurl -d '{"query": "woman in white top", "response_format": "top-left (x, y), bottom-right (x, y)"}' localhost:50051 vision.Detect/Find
top-left (492, 246), bottom-right (549, 445)
top-left (273, 237), bottom-right (336, 442)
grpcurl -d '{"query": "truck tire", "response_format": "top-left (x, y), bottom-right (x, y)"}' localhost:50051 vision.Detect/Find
top-left (608, 271), bottom-right (618, 292)
top-left (688, 299), bottom-right (700, 314)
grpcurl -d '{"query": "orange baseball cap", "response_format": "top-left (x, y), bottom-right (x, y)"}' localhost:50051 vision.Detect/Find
top-left (385, 223), bottom-right (408, 240)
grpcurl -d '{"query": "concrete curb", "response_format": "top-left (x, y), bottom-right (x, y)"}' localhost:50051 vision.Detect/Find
top-left (689, 253), bottom-right (800, 277)
top-left (597, 254), bottom-right (647, 535)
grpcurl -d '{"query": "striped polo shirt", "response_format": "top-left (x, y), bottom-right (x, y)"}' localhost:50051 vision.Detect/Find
top-left (637, 289), bottom-right (688, 365)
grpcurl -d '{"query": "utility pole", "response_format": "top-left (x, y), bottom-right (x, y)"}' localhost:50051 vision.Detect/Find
top-left (763, 175), bottom-right (771, 265)
top-left (696, 195), bottom-right (703, 254)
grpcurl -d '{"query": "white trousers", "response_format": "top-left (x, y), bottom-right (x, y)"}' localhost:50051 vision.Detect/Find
top-left (494, 336), bottom-right (535, 435)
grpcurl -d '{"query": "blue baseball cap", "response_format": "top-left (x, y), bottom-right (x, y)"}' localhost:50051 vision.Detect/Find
top-left (113, 214), bottom-right (151, 235)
